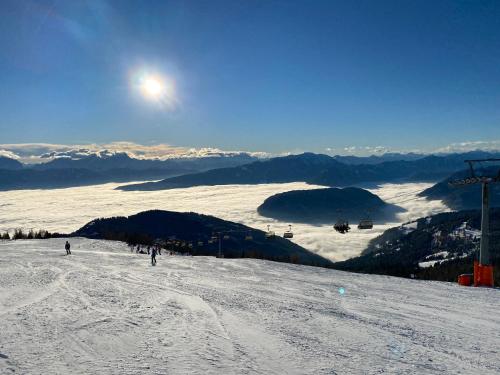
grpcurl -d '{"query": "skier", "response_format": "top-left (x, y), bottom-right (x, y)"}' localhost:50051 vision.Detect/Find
top-left (151, 247), bottom-right (157, 266)
top-left (65, 241), bottom-right (71, 255)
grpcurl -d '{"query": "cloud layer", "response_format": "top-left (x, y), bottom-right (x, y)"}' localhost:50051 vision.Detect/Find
top-left (434, 140), bottom-right (500, 153)
top-left (325, 139), bottom-right (500, 156)
top-left (0, 182), bottom-right (448, 261)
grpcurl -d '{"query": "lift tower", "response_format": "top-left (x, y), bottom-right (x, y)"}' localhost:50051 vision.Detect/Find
top-left (450, 158), bottom-right (500, 287)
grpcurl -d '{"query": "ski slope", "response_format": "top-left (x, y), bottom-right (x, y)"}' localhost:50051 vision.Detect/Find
top-left (1, 238), bottom-right (499, 374)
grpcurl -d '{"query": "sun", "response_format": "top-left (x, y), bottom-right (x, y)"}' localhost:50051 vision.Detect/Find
top-left (130, 68), bottom-right (177, 109)
top-left (140, 76), bottom-right (165, 100)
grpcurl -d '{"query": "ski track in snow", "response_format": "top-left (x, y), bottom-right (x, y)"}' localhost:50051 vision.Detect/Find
top-left (0, 182), bottom-right (448, 261)
top-left (1, 238), bottom-right (499, 374)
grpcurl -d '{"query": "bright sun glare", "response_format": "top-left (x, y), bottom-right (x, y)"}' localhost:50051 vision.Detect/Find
top-left (140, 76), bottom-right (164, 99)
top-left (131, 68), bottom-right (177, 109)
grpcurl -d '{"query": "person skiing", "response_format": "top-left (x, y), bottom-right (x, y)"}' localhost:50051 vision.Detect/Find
top-left (65, 241), bottom-right (71, 255)
top-left (151, 247), bottom-right (157, 266)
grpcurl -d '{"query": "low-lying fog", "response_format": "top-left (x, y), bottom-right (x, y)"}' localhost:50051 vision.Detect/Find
top-left (0, 182), bottom-right (448, 261)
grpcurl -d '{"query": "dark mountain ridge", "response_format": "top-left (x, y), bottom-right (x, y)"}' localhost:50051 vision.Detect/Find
top-left (332, 152), bottom-right (425, 165)
top-left (118, 151), bottom-right (500, 191)
top-left (257, 187), bottom-right (403, 224)
top-left (0, 168), bottom-right (191, 191)
top-left (0, 156), bottom-right (23, 170)
top-left (419, 166), bottom-right (500, 210)
top-left (32, 152), bottom-right (257, 171)
top-left (333, 209), bottom-right (500, 285)
top-left (0, 153), bottom-right (258, 191)
top-left (72, 210), bottom-right (333, 267)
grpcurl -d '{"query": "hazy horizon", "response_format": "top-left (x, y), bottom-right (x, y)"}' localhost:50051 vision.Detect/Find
top-left (1, 139), bottom-right (500, 165)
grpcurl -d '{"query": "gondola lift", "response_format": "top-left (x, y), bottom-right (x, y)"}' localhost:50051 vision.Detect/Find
top-left (358, 219), bottom-right (373, 230)
top-left (334, 209), bottom-right (350, 234)
top-left (334, 219), bottom-right (350, 234)
top-left (265, 225), bottom-right (275, 239)
top-left (358, 210), bottom-right (373, 229)
top-left (283, 224), bottom-right (293, 239)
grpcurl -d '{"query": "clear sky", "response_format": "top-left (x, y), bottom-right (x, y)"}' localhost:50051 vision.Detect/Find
top-left (0, 0), bottom-right (499, 154)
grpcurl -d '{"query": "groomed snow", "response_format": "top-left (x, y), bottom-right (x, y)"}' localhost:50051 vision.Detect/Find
top-left (1, 238), bottom-right (499, 374)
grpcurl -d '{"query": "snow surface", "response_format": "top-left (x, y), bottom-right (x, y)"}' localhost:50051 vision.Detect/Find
top-left (418, 260), bottom-right (441, 268)
top-left (1, 238), bottom-right (499, 374)
top-left (0, 182), bottom-right (448, 261)
top-left (399, 221), bottom-right (418, 235)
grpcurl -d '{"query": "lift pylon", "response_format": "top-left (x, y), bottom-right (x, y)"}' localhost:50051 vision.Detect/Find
top-left (450, 158), bottom-right (500, 287)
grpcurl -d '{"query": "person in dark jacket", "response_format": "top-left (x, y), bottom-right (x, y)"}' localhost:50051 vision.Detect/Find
top-left (65, 241), bottom-right (71, 255)
top-left (151, 247), bottom-right (157, 266)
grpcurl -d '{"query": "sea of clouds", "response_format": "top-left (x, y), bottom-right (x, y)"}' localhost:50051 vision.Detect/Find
top-left (0, 182), bottom-right (448, 261)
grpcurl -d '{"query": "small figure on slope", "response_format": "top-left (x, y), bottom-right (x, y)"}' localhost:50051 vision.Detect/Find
top-left (151, 247), bottom-right (157, 266)
top-left (65, 241), bottom-right (71, 255)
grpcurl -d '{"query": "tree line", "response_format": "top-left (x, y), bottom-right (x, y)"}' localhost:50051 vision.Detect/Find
top-left (0, 229), bottom-right (57, 240)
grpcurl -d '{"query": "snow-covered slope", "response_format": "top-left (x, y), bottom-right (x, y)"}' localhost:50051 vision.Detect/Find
top-left (1, 238), bottom-right (499, 374)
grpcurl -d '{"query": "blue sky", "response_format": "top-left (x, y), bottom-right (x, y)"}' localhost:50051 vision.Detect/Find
top-left (0, 0), bottom-right (499, 154)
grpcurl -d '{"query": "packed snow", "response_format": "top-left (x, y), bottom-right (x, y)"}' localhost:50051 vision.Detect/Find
top-left (0, 182), bottom-right (448, 261)
top-left (1, 238), bottom-right (499, 374)
top-left (399, 221), bottom-right (419, 235)
top-left (418, 260), bottom-right (441, 268)
top-left (425, 251), bottom-right (450, 260)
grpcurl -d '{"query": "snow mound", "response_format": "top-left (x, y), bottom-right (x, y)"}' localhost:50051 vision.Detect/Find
top-left (0, 238), bottom-right (499, 374)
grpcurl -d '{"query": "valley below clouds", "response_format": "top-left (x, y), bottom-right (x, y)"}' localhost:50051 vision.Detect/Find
top-left (0, 182), bottom-right (448, 261)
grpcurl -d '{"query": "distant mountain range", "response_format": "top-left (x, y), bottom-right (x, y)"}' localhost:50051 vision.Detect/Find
top-left (257, 187), bottom-right (402, 224)
top-left (333, 209), bottom-right (500, 284)
top-left (0, 156), bottom-right (23, 170)
top-left (0, 168), bottom-right (192, 191)
top-left (118, 151), bottom-right (500, 191)
top-left (331, 152), bottom-right (425, 165)
top-left (72, 210), bottom-right (333, 267)
top-left (419, 166), bottom-right (500, 210)
top-left (31, 152), bottom-right (256, 171)
top-left (0, 152), bottom-right (257, 190)
top-left (2, 150), bottom-right (499, 191)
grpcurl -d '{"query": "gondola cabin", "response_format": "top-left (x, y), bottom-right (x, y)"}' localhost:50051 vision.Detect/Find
top-left (334, 220), bottom-right (350, 234)
top-left (358, 219), bottom-right (373, 230)
top-left (265, 225), bottom-right (275, 239)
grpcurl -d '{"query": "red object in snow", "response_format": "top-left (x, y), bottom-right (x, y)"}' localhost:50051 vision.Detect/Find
top-left (457, 273), bottom-right (473, 286)
top-left (474, 261), bottom-right (494, 287)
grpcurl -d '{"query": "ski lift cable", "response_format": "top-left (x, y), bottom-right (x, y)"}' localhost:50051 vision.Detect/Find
top-left (388, 196), bottom-right (421, 205)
